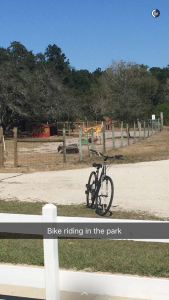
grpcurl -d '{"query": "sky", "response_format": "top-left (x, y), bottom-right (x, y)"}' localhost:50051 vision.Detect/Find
top-left (0, 0), bottom-right (168, 72)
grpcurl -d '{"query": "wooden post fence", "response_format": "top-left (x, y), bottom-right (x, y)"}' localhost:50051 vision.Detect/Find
top-left (85, 117), bottom-right (90, 157)
top-left (121, 122), bottom-right (123, 147)
top-left (134, 122), bottom-right (136, 144)
top-left (112, 125), bottom-right (115, 149)
top-left (126, 124), bottom-right (129, 146)
top-left (91, 128), bottom-right (94, 152)
top-left (139, 122), bottom-right (141, 142)
top-left (102, 125), bottom-right (106, 155)
top-left (68, 122), bottom-right (70, 136)
top-left (144, 121), bottom-right (145, 139)
top-left (158, 118), bottom-right (160, 132)
top-left (15, 125), bottom-right (64, 168)
top-left (14, 127), bottom-right (18, 167)
top-left (160, 112), bottom-right (163, 131)
top-left (63, 126), bottom-right (66, 164)
top-left (0, 127), bottom-right (4, 168)
top-left (79, 128), bottom-right (82, 161)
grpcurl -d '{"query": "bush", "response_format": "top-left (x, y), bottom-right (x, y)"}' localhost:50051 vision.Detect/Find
top-left (155, 102), bottom-right (169, 125)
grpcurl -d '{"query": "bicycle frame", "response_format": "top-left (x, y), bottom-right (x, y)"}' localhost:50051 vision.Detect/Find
top-left (94, 162), bottom-right (107, 201)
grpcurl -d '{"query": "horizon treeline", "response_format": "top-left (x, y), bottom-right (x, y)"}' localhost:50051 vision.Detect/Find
top-left (0, 41), bottom-right (169, 129)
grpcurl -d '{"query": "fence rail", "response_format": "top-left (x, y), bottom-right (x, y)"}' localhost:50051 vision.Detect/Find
top-left (0, 113), bottom-right (164, 170)
top-left (0, 204), bottom-right (168, 300)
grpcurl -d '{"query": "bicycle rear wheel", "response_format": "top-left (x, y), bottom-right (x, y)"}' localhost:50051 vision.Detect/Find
top-left (96, 176), bottom-right (114, 216)
top-left (86, 171), bottom-right (96, 208)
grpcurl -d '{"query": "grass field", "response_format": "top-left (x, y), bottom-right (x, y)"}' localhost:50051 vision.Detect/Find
top-left (0, 200), bottom-right (169, 278)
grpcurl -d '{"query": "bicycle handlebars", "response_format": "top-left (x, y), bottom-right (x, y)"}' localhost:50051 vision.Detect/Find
top-left (90, 149), bottom-right (123, 160)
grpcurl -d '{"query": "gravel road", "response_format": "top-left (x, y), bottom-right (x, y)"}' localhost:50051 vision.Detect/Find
top-left (0, 160), bottom-right (169, 218)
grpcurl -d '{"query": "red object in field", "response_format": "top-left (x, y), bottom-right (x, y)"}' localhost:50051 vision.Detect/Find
top-left (94, 137), bottom-right (98, 144)
top-left (32, 124), bottom-right (50, 138)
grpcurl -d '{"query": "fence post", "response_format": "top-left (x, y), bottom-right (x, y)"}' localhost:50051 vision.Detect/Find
top-left (144, 121), bottom-right (145, 139)
top-left (121, 122), bottom-right (123, 147)
top-left (42, 204), bottom-right (60, 300)
top-left (63, 126), bottom-right (66, 163)
top-left (158, 118), bottom-right (160, 132)
top-left (14, 127), bottom-right (18, 167)
top-left (126, 124), bottom-right (129, 145)
top-left (85, 116), bottom-right (90, 157)
top-left (151, 120), bottom-right (153, 136)
top-left (134, 122), bottom-right (136, 143)
top-left (79, 128), bottom-right (82, 161)
top-left (0, 127), bottom-right (4, 168)
top-left (160, 112), bottom-right (163, 131)
top-left (112, 125), bottom-right (115, 149)
top-left (154, 120), bottom-right (156, 134)
top-left (148, 123), bottom-right (150, 137)
top-left (91, 128), bottom-right (94, 152)
top-left (68, 122), bottom-right (70, 137)
top-left (139, 122), bottom-right (141, 141)
top-left (102, 125), bottom-right (106, 154)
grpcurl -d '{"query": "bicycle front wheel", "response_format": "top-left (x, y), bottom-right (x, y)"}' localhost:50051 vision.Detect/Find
top-left (86, 171), bottom-right (96, 208)
top-left (96, 176), bottom-right (114, 216)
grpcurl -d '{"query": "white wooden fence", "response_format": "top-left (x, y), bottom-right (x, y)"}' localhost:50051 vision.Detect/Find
top-left (0, 204), bottom-right (169, 300)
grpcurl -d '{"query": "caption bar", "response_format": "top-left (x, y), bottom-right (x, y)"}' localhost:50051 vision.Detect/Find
top-left (0, 222), bottom-right (168, 239)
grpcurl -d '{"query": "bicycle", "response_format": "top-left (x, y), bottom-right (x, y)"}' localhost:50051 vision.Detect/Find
top-left (85, 149), bottom-right (123, 216)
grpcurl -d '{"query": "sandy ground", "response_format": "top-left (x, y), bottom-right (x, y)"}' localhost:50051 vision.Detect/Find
top-left (17, 130), bottom-right (143, 153)
top-left (0, 285), bottom-right (146, 300)
top-left (0, 159), bottom-right (169, 218)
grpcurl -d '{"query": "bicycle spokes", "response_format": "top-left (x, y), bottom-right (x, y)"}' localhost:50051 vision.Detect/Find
top-left (96, 176), bottom-right (113, 216)
top-left (106, 180), bottom-right (108, 196)
top-left (86, 172), bottom-right (96, 208)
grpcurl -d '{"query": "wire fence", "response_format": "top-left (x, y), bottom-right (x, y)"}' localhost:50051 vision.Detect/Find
top-left (0, 116), bottom-right (163, 171)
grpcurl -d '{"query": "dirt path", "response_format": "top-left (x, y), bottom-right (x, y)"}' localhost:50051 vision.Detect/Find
top-left (0, 159), bottom-right (169, 218)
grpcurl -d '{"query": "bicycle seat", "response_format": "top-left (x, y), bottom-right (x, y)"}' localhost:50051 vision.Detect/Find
top-left (92, 163), bottom-right (102, 169)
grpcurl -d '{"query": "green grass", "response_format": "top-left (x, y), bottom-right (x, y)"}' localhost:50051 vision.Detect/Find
top-left (0, 238), bottom-right (169, 278)
top-left (0, 199), bottom-right (169, 278)
top-left (0, 199), bottom-right (167, 220)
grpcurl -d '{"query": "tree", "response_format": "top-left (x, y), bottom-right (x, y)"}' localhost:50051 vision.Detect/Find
top-left (45, 44), bottom-right (70, 74)
top-left (155, 101), bottom-right (169, 125)
top-left (100, 61), bottom-right (159, 122)
top-left (0, 42), bottom-right (72, 127)
top-left (1, 42), bottom-right (166, 127)
top-left (149, 66), bottom-right (169, 105)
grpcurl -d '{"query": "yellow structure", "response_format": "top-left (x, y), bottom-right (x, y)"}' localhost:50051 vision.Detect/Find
top-left (84, 124), bottom-right (102, 138)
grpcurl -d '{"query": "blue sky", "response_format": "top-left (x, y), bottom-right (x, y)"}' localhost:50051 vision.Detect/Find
top-left (0, 0), bottom-right (168, 72)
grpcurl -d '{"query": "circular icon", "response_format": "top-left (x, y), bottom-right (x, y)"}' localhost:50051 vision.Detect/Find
top-left (152, 9), bottom-right (160, 18)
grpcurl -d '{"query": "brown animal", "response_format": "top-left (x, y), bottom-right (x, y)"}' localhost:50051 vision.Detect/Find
top-left (58, 144), bottom-right (79, 154)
